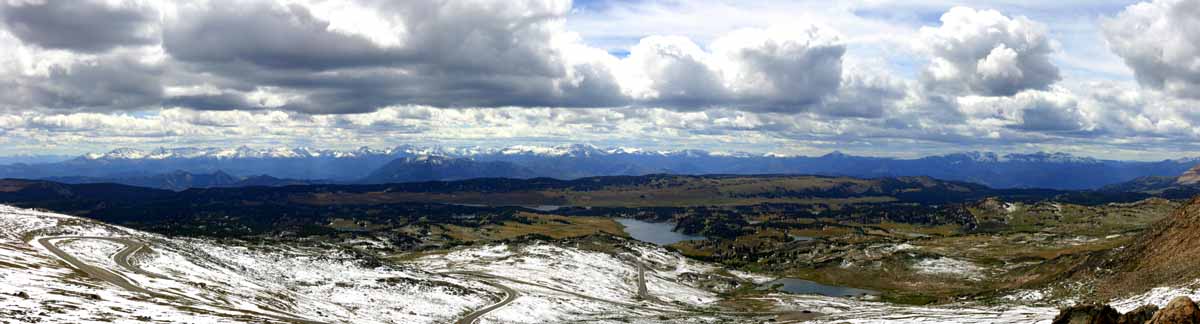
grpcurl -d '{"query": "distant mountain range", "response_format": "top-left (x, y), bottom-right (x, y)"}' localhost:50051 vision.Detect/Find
top-left (44, 170), bottom-right (323, 191)
top-left (1, 144), bottom-right (1198, 190)
top-left (0, 154), bottom-right (72, 165)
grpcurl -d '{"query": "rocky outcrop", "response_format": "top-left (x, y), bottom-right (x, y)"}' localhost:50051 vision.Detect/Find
top-left (1053, 297), bottom-right (1197, 324)
top-left (1147, 296), bottom-right (1200, 324)
top-left (1121, 304), bottom-right (1160, 324)
top-left (1053, 304), bottom-right (1120, 324)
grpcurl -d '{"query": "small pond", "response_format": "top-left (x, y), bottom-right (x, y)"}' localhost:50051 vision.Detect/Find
top-left (526, 205), bottom-right (563, 212)
top-left (789, 235), bottom-right (814, 242)
top-left (761, 278), bottom-right (879, 297)
top-left (615, 218), bottom-right (705, 245)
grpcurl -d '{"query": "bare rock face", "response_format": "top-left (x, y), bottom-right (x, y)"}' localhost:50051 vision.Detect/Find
top-left (1147, 296), bottom-right (1200, 324)
top-left (1119, 304), bottom-right (1159, 324)
top-left (1053, 304), bottom-right (1120, 324)
top-left (1180, 164), bottom-right (1200, 185)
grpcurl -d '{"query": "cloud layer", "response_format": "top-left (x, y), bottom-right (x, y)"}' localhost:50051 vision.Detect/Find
top-left (0, 0), bottom-right (1197, 159)
top-left (0, 0), bottom-right (893, 116)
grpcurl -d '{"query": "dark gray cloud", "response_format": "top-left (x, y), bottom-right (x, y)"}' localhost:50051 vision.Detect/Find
top-left (1, 57), bottom-right (164, 112)
top-left (730, 38), bottom-right (845, 111)
top-left (373, 0), bottom-right (567, 77)
top-left (1009, 100), bottom-right (1087, 132)
top-left (0, 0), bottom-right (157, 52)
top-left (816, 70), bottom-right (906, 118)
top-left (627, 28), bottom-right (850, 114)
top-left (628, 36), bottom-right (731, 109)
top-left (1104, 0), bottom-right (1200, 99)
top-left (164, 2), bottom-right (396, 70)
top-left (161, 0), bottom-right (625, 113)
top-left (918, 7), bottom-right (1061, 97)
top-left (162, 93), bottom-right (261, 111)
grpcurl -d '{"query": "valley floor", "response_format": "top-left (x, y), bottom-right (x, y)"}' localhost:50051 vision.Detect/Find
top-left (0, 204), bottom-right (1178, 323)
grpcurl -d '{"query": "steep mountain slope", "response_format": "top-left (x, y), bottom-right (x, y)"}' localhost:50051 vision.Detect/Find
top-left (361, 156), bottom-right (537, 183)
top-left (1101, 176), bottom-right (1181, 192)
top-left (1178, 164), bottom-right (1200, 185)
top-left (1097, 197), bottom-right (1200, 297)
top-left (1098, 164), bottom-right (1200, 201)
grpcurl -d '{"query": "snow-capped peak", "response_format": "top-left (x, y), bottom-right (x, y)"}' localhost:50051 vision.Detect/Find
top-left (85, 148), bottom-right (149, 160)
top-left (822, 150), bottom-right (849, 158)
top-left (82, 146), bottom-right (393, 161)
top-left (1003, 152), bottom-right (1099, 164)
top-left (937, 151), bottom-right (1003, 163)
top-left (498, 144), bottom-right (603, 157)
top-left (397, 155), bottom-right (459, 165)
top-left (708, 151), bottom-right (754, 158)
top-left (934, 151), bottom-right (1102, 164)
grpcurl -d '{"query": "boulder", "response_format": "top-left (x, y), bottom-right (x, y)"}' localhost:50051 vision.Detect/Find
top-left (1053, 303), bottom-right (1121, 324)
top-left (1147, 296), bottom-right (1200, 324)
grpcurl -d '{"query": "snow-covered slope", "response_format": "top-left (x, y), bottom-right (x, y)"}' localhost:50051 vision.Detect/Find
top-left (0, 205), bottom-right (490, 323)
top-left (0, 205), bottom-right (778, 323)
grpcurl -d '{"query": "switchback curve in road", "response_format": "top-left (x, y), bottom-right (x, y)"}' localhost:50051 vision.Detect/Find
top-left (35, 236), bottom-right (328, 324)
top-left (455, 280), bottom-right (519, 324)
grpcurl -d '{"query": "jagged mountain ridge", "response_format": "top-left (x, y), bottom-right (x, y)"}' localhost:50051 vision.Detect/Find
top-left (1, 144), bottom-right (1198, 189)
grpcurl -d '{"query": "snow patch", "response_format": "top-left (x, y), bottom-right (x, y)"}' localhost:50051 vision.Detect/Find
top-left (913, 257), bottom-right (984, 280)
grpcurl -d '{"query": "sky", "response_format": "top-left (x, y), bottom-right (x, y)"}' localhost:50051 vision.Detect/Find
top-left (0, 0), bottom-right (1198, 160)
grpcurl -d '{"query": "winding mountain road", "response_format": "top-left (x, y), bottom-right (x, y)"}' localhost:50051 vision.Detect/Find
top-left (35, 236), bottom-right (327, 324)
top-left (37, 234), bottom-right (814, 323)
top-left (445, 258), bottom-right (822, 323)
top-left (444, 270), bottom-right (683, 314)
top-left (455, 280), bottom-right (519, 324)
top-left (35, 236), bottom-right (166, 298)
top-left (636, 260), bottom-right (657, 302)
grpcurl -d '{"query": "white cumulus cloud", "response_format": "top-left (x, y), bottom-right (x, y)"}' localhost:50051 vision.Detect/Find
top-left (1103, 0), bottom-right (1200, 99)
top-left (917, 7), bottom-right (1061, 96)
